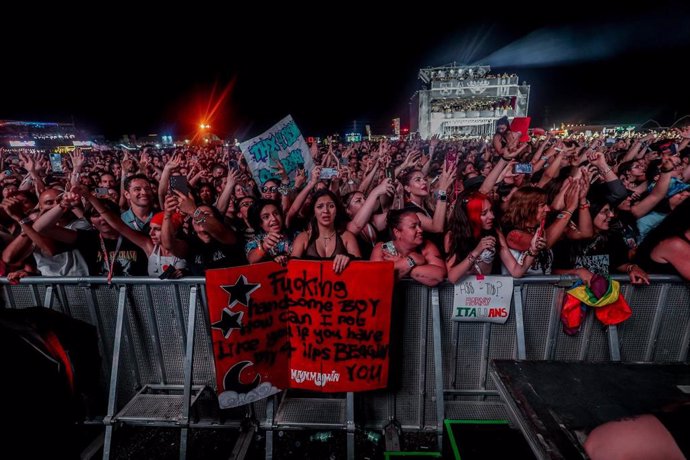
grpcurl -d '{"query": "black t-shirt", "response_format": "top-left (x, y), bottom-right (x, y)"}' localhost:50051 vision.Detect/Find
top-left (185, 234), bottom-right (245, 275)
top-left (76, 230), bottom-right (148, 276)
top-left (553, 232), bottom-right (628, 277)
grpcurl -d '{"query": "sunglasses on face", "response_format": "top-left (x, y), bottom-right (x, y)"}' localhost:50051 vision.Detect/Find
top-left (262, 186), bottom-right (278, 193)
top-left (239, 201), bottom-right (254, 208)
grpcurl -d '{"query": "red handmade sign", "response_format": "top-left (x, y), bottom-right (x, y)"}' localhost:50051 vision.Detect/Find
top-left (206, 260), bottom-right (394, 408)
top-left (284, 260), bottom-right (394, 392)
top-left (206, 262), bottom-right (289, 409)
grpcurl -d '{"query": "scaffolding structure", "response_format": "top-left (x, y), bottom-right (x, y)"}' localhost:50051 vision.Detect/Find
top-left (411, 64), bottom-right (531, 139)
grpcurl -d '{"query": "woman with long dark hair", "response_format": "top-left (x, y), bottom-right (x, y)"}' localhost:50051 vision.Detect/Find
top-left (291, 189), bottom-right (361, 274)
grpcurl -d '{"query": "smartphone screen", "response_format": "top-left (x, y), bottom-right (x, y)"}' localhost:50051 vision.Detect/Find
top-left (319, 168), bottom-right (339, 180)
top-left (169, 175), bottom-right (190, 195)
top-left (514, 163), bottom-right (533, 174)
top-left (49, 153), bottom-right (64, 174)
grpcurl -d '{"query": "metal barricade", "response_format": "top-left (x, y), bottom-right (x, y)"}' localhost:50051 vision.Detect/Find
top-left (2, 274), bottom-right (688, 458)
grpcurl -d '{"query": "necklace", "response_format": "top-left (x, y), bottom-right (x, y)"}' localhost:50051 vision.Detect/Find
top-left (321, 231), bottom-right (336, 242)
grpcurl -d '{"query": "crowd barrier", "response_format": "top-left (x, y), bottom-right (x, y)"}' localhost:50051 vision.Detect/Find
top-left (1, 274), bottom-right (688, 459)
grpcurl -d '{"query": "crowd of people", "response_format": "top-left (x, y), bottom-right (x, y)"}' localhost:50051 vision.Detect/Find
top-left (1, 120), bottom-right (689, 286)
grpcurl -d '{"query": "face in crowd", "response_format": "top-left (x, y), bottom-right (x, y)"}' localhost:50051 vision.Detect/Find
top-left (258, 203), bottom-right (283, 233)
top-left (403, 170), bottom-right (428, 198)
top-left (261, 179), bottom-right (280, 201)
top-left (393, 212), bottom-right (424, 248)
top-left (314, 194), bottom-right (337, 227)
top-left (125, 178), bottom-right (153, 208)
top-left (345, 192), bottom-right (365, 219)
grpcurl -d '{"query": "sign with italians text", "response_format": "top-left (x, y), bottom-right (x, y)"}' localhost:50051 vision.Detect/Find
top-left (452, 276), bottom-right (513, 324)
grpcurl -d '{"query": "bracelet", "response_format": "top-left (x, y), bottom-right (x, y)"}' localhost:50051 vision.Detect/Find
top-left (626, 263), bottom-right (637, 274)
top-left (501, 155), bottom-right (511, 161)
top-left (601, 167), bottom-right (612, 175)
top-left (557, 211), bottom-right (573, 219)
top-left (660, 167), bottom-right (674, 173)
top-left (19, 217), bottom-right (34, 226)
top-left (467, 253), bottom-right (478, 264)
top-left (278, 184), bottom-right (290, 196)
top-left (579, 200), bottom-right (590, 209)
top-left (526, 248), bottom-right (538, 257)
top-left (435, 190), bottom-right (447, 202)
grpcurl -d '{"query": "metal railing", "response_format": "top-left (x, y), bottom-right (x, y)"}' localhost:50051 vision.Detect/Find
top-left (2, 274), bottom-right (688, 459)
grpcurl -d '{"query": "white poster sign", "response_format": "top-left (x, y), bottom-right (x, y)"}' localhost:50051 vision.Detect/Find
top-left (239, 115), bottom-right (315, 186)
top-left (452, 276), bottom-right (513, 324)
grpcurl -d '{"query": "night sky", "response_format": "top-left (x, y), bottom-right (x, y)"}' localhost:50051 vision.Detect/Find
top-left (3, 3), bottom-right (690, 140)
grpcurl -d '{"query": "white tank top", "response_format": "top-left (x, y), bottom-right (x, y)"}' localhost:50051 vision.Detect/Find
top-left (148, 244), bottom-right (187, 277)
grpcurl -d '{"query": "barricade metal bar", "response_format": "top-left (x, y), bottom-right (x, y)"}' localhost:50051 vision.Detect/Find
top-left (264, 396), bottom-right (275, 460)
top-left (43, 285), bottom-right (54, 309)
top-left (1, 274), bottom-right (684, 286)
top-left (680, 314), bottom-right (690, 362)
top-left (122, 288), bottom-right (142, 389)
top-left (346, 392), bottom-right (355, 460)
top-left (479, 323), bottom-right (491, 390)
top-left (179, 286), bottom-right (199, 460)
top-left (444, 389), bottom-right (499, 396)
top-left (173, 284), bottom-right (188, 345)
top-left (607, 326), bottom-right (621, 362)
top-left (103, 285), bottom-right (128, 460)
top-left (513, 286), bottom-right (526, 360)
top-left (644, 284), bottom-right (669, 362)
top-left (84, 286), bottom-right (112, 382)
top-left (578, 309), bottom-right (596, 361)
top-left (544, 287), bottom-right (564, 360)
top-left (4, 285), bottom-right (18, 308)
top-left (57, 284), bottom-right (73, 318)
top-left (430, 288), bottom-right (445, 448)
top-left (417, 289), bottom-right (430, 430)
top-left (30, 284), bottom-right (40, 306)
top-left (144, 284), bottom-right (168, 385)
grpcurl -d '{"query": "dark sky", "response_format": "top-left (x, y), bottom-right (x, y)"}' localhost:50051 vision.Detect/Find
top-left (3, 4), bottom-right (690, 140)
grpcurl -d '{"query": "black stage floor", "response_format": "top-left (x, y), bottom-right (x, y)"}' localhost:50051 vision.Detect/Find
top-left (491, 361), bottom-right (690, 459)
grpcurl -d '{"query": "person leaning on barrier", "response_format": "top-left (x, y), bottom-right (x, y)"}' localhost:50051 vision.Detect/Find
top-left (31, 191), bottom-right (148, 277)
top-left (370, 207), bottom-right (446, 287)
top-left (291, 189), bottom-right (361, 274)
top-left (1, 188), bottom-right (91, 277)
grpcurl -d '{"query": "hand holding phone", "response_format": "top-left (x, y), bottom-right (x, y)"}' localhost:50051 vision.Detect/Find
top-left (319, 167), bottom-right (339, 180)
top-left (513, 163), bottom-right (533, 174)
top-left (169, 175), bottom-right (190, 196)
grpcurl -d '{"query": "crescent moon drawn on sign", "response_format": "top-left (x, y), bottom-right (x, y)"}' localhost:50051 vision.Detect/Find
top-left (223, 360), bottom-right (261, 394)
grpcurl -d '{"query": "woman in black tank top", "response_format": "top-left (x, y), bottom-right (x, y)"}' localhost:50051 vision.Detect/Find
top-left (291, 189), bottom-right (361, 274)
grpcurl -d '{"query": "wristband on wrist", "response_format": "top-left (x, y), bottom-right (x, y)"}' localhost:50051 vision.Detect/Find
top-left (601, 166), bottom-right (612, 175)
top-left (19, 217), bottom-right (34, 226)
top-left (579, 200), bottom-right (590, 209)
top-left (435, 190), bottom-right (448, 202)
top-left (626, 263), bottom-right (637, 274)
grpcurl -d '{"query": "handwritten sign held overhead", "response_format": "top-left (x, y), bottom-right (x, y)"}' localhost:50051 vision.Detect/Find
top-left (239, 115), bottom-right (315, 186)
top-left (452, 276), bottom-right (513, 324)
